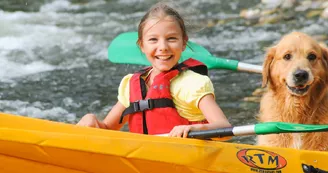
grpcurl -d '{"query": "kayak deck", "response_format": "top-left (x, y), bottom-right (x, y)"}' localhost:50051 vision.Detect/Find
top-left (0, 113), bottom-right (327, 173)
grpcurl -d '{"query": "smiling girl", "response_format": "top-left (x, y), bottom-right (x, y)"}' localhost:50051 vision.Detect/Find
top-left (77, 2), bottom-right (231, 138)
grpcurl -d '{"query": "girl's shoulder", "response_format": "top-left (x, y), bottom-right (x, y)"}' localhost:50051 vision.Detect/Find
top-left (120, 74), bottom-right (133, 83)
top-left (118, 74), bottom-right (133, 93)
top-left (176, 70), bottom-right (211, 83)
top-left (117, 74), bottom-right (133, 108)
top-left (171, 70), bottom-right (213, 93)
top-left (118, 73), bottom-right (133, 92)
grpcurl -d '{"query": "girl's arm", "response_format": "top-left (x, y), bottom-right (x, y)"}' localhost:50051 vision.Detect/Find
top-left (169, 94), bottom-right (231, 138)
top-left (77, 101), bottom-right (128, 130)
top-left (197, 94), bottom-right (231, 129)
top-left (102, 101), bottom-right (128, 130)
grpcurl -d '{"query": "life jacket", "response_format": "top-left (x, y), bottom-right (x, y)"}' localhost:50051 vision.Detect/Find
top-left (120, 58), bottom-right (208, 135)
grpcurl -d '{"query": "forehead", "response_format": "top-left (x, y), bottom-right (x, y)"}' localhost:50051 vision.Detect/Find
top-left (276, 33), bottom-right (321, 52)
top-left (142, 16), bottom-right (181, 35)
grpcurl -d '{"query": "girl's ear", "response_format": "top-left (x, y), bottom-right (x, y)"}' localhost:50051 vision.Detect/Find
top-left (137, 38), bottom-right (145, 53)
top-left (182, 43), bottom-right (187, 51)
top-left (138, 42), bottom-right (145, 53)
top-left (262, 47), bottom-right (276, 88)
top-left (182, 36), bottom-right (188, 51)
top-left (140, 46), bottom-right (145, 53)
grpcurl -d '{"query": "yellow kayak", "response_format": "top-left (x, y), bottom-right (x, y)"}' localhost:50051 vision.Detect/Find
top-left (0, 112), bottom-right (327, 173)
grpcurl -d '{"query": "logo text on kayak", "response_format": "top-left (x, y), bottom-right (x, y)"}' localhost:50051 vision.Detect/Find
top-left (237, 149), bottom-right (287, 172)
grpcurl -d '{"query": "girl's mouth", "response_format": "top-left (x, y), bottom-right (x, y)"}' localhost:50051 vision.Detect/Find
top-left (155, 55), bottom-right (173, 61)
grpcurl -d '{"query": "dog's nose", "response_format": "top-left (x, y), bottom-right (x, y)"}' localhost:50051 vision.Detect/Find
top-left (293, 69), bottom-right (309, 85)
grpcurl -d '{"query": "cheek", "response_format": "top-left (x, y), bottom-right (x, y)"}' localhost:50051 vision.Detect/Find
top-left (313, 62), bottom-right (327, 81)
top-left (270, 61), bottom-right (289, 84)
top-left (141, 46), bottom-right (154, 56)
top-left (171, 42), bottom-right (185, 51)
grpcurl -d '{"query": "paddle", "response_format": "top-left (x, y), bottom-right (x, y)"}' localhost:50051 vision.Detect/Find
top-left (160, 122), bottom-right (328, 139)
top-left (108, 32), bottom-right (262, 73)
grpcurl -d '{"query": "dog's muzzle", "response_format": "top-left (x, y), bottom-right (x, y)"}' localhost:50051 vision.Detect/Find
top-left (286, 69), bottom-right (311, 96)
top-left (293, 69), bottom-right (309, 86)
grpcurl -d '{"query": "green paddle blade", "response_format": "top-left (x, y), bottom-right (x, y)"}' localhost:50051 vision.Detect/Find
top-left (108, 32), bottom-right (239, 70)
top-left (255, 122), bottom-right (328, 135)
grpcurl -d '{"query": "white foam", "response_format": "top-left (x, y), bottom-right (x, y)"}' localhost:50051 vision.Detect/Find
top-left (0, 10), bottom-right (96, 80)
top-left (302, 24), bottom-right (327, 35)
top-left (0, 58), bottom-right (55, 80)
top-left (0, 100), bottom-right (77, 123)
top-left (40, 0), bottom-right (80, 12)
top-left (118, 0), bottom-right (145, 4)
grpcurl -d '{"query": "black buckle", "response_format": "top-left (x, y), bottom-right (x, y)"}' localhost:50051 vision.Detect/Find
top-left (133, 99), bottom-right (154, 112)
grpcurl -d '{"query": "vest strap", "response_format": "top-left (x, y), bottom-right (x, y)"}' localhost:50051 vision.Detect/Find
top-left (120, 98), bottom-right (175, 123)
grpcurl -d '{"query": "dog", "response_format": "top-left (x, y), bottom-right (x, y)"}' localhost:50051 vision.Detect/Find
top-left (257, 31), bottom-right (328, 151)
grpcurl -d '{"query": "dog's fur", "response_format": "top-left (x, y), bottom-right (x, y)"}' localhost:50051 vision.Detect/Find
top-left (257, 31), bottom-right (328, 151)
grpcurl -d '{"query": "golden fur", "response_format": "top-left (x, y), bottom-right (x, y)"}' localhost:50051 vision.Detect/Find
top-left (257, 31), bottom-right (328, 151)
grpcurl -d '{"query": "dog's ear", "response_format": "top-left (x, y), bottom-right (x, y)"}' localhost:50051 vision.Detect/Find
top-left (262, 47), bottom-right (276, 88)
top-left (321, 45), bottom-right (328, 63)
top-left (320, 45), bottom-right (328, 82)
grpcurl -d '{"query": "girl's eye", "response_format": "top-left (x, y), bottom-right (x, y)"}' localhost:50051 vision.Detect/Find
top-left (283, 53), bottom-right (292, 61)
top-left (307, 53), bottom-right (317, 61)
top-left (148, 38), bottom-right (157, 42)
top-left (168, 37), bottom-right (177, 41)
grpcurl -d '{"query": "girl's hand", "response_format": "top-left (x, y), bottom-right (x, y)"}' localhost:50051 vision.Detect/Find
top-left (76, 114), bottom-right (100, 128)
top-left (169, 124), bottom-right (205, 138)
top-left (77, 101), bottom-right (127, 130)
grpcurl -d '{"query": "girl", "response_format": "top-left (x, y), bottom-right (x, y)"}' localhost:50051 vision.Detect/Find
top-left (77, 2), bottom-right (231, 138)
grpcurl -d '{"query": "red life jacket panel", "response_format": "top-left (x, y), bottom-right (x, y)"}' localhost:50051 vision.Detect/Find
top-left (120, 58), bottom-right (208, 135)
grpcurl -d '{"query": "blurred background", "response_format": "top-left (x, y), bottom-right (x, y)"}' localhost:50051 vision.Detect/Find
top-left (0, 0), bottom-right (327, 144)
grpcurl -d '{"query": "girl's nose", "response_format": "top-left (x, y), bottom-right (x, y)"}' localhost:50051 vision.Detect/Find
top-left (159, 40), bottom-right (168, 51)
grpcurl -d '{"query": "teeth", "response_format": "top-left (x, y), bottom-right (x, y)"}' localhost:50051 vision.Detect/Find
top-left (286, 84), bottom-right (310, 96)
top-left (156, 55), bottom-right (172, 60)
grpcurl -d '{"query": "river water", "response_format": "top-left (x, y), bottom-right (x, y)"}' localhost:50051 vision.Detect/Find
top-left (1, 0), bottom-right (327, 144)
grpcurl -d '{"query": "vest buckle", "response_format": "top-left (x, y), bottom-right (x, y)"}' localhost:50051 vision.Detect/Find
top-left (133, 99), bottom-right (154, 112)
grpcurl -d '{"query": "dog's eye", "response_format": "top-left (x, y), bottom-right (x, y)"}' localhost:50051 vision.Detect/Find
top-left (283, 54), bottom-right (292, 60)
top-left (307, 53), bottom-right (317, 61)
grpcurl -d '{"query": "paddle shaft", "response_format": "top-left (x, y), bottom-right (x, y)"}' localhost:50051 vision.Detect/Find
top-left (188, 125), bottom-right (254, 140)
top-left (187, 122), bottom-right (328, 140)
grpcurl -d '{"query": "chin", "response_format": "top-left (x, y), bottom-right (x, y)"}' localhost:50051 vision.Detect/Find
top-left (154, 65), bottom-right (175, 72)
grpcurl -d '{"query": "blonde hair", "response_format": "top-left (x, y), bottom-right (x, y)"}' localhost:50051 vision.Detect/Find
top-left (137, 2), bottom-right (188, 46)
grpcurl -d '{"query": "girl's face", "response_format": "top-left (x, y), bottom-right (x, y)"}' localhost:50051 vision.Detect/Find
top-left (140, 16), bottom-right (186, 75)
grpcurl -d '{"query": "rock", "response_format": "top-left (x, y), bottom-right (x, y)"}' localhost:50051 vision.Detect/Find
top-left (261, 8), bottom-right (278, 16)
top-left (281, 0), bottom-right (297, 9)
top-left (240, 9), bottom-right (261, 20)
top-left (244, 88), bottom-right (267, 103)
top-left (295, 0), bottom-right (312, 11)
top-left (312, 34), bottom-right (328, 42)
top-left (306, 10), bottom-right (323, 18)
top-left (243, 96), bottom-right (261, 103)
top-left (261, 0), bottom-right (296, 9)
top-left (321, 7), bottom-right (328, 19)
top-left (243, 97), bottom-right (260, 102)
top-left (252, 88), bottom-right (267, 96)
top-left (323, 2), bottom-right (328, 8)
top-left (259, 14), bottom-right (283, 24)
top-left (261, 0), bottom-right (282, 9)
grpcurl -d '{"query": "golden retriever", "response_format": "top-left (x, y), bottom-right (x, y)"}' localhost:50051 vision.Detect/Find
top-left (257, 31), bottom-right (328, 151)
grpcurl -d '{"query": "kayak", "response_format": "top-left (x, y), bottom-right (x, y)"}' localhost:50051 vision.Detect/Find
top-left (0, 112), bottom-right (327, 173)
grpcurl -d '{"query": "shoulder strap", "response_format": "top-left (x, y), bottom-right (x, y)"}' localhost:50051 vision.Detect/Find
top-left (172, 58), bottom-right (208, 76)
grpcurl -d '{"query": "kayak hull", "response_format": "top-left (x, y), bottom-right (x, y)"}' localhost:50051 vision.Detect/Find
top-left (0, 112), bottom-right (327, 173)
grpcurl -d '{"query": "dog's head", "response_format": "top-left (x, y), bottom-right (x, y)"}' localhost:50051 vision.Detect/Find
top-left (262, 32), bottom-right (328, 97)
